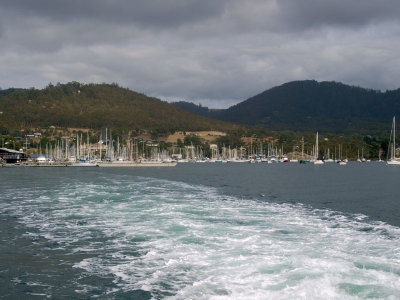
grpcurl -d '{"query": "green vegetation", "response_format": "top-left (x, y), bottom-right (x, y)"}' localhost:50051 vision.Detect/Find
top-left (215, 135), bottom-right (243, 148)
top-left (171, 101), bottom-right (213, 117)
top-left (0, 81), bottom-right (396, 160)
top-left (0, 135), bottom-right (21, 150)
top-left (0, 88), bottom-right (23, 97)
top-left (0, 82), bottom-right (238, 134)
top-left (174, 80), bottom-right (400, 135)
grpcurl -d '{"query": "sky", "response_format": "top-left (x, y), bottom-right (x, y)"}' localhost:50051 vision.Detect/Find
top-left (1, 0), bottom-right (400, 108)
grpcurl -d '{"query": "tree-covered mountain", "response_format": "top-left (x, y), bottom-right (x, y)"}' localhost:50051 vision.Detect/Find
top-left (0, 88), bottom-right (23, 96)
top-left (0, 82), bottom-right (238, 133)
top-left (174, 80), bottom-right (400, 135)
top-left (171, 101), bottom-right (213, 118)
top-left (3, 80), bottom-right (400, 137)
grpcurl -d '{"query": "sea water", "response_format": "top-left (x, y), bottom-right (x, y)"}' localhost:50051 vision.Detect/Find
top-left (0, 164), bottom-right (399, 299)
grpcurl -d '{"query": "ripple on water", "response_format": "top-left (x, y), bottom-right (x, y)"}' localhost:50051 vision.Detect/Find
top-left (2, 175), bottom-right (400, 299)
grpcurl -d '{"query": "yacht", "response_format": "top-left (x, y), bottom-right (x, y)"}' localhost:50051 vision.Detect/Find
top-left (387, 116), bottom-right (400, 165)
top-left (314, 132), bottom-right (324, 165)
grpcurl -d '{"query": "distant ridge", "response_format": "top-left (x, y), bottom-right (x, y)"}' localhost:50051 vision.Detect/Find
top-left (2, 81), bottom-right (400, 136)
top-left (0, 82), bottom-right (238, 133)
top-left (174, 80), bottom-right (400, 135)
top-left (0, 88), bottom-right (23, 96)
top-left (171, 101), bottom-right (215, 118)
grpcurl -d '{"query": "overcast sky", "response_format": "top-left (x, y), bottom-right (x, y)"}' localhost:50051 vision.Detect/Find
top-left (1, 0), bottom-right (400, 108)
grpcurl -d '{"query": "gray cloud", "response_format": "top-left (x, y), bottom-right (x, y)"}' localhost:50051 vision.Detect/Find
top-left (2, 0), bottom-right (228, 28)
top-left (276, 0), bottom-right (400, 30)
top-left (1, 0), bottom-right (400, 108)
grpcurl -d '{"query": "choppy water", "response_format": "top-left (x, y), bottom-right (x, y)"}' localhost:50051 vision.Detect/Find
top-left (1, 164), bottom-right (400, 299)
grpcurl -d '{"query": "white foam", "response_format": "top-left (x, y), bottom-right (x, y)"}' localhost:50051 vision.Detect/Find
top-left (3, 175), bottom-right (400, 299)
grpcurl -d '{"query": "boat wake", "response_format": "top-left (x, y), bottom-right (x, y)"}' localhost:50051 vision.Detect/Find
top-left (2, 175), bottom-right (400, 299)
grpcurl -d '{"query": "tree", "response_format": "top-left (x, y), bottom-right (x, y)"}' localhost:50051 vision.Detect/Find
top-left (184, 135), bottom-right (202, 146)
top-left (215, 135), bottom-right (243, 148)
top-left (177, 139), bottom-right (183, 148)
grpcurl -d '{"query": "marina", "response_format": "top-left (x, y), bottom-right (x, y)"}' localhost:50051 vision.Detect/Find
top-left (2, 125), bottom-right (398, 167)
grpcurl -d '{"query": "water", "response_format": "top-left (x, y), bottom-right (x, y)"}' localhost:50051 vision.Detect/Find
top-left (1, 163), bottom-right (400, 299)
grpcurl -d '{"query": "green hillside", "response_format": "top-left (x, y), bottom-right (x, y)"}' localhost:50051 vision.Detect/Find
top-left (171, 101), bottom-right (212, 118)
top-left (0, 82), bottom-right (238, 134)
top-left (174, 80), bottom-right (400, 135)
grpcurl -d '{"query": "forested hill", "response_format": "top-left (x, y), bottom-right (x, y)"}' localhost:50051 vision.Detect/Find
top-left (174, 81), bottom-right (400, 135)
top-left (0, 88), bottom-right (23, 96)
top-left (0, 82), bottom-right (238, 133)
top-left (171, 101), bottom-right (212, 118)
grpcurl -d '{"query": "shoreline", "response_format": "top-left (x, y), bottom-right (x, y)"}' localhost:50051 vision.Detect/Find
top-left (1, 162), bottom-right (177, 168)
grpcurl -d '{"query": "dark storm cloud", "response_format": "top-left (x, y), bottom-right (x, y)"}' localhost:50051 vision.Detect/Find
top-left (1, 0), bottom-right (400, 107)
top-left (276, 0), bottom-right (400, 30)
top-left (4, 0), bottom-right (400, 30)
top-left (2, 0), bottom-right (228, 28)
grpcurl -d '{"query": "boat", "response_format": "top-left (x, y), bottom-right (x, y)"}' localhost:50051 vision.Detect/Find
top-left (196, 158), bottom-right (208, 163)
top-left (279, 156), bottom-right (289, 163)
top-left (71, 161), bottom-right (99, 167)
top-left (314, 132), bottom-right (324, 165)
top-left (268, 155), bottom-right (278, 163)
top-left (387, 116), bottom-right (400, 165)
top-left (209, 158), bottom-right (223, 163)
top-left (299, 137), bottom-right (306, 164)
top-left (336, 144), bottom-right (347, 165)
top-left (324, 148), bottom-right (334, 162)
top-left (230, 158), bottom-right (250, 163)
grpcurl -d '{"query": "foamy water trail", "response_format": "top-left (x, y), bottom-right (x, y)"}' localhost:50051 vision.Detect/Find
top-left (2, 175), bottom-right (400, 299)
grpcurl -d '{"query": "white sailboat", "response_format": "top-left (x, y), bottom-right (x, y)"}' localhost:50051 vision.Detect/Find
top-left (387, 116), bottom-right (400, 165)
top-left (314, 132), bottom-right (324, 164)
top-left (337, 143), bottom-right (347, 165)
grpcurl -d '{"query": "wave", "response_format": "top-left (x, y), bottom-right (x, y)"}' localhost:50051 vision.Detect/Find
top-left (2, 174), bottom-right (400, 299)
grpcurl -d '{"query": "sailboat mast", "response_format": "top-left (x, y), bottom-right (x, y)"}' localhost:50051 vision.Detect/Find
top-left (393, 116), bottom-right (396, 160)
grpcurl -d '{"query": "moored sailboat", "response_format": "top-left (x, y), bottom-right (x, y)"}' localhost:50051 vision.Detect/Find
top-left (387, 116), bottom-right (400, 165)
top-left (314, 132), bottom-right (324, 165)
